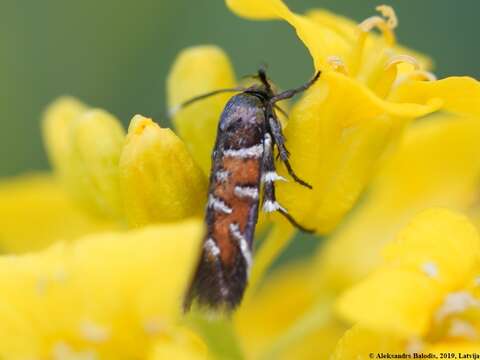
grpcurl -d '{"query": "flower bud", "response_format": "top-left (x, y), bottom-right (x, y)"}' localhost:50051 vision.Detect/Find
top-left (167, 45), bottom-right (236, 174)
top-left (120, 115), bottom-right (207, 226)
top-left (68, 109), bottom-right (126, 219)
top-left (42, 96), bottom-right (87, 181)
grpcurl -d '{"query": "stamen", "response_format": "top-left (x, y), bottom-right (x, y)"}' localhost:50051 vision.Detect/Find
top-left (421, 261), bottom-right (439, 278)
top-left (406, 338), bottom-right (424, 354)
top-left (435, 291), bottom-right (480, 322)
top-left (327, 56), bottom-right (349, 75)
top-left (79, 320), bottom-right (110, 343)
top-left (393, 70), bottom-right (437, 89)
top-left (448, 319), bottom-right (478, 340)
top-left (358, 5), bottom-right (398, 46)
top-left (385, 54), bottom-right (420, 71)
top-left (376, 5), bottom-right (398, 29)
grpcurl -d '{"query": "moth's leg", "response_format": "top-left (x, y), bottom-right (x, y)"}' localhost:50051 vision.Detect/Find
top-left (261, 133), bottom-right (314, 233)
top-left (168, 87), bottom-right (244, 118)
top-left (270, 71), bottom-right (320, 103)
top-left (268, 115), bottom-right (312, 189)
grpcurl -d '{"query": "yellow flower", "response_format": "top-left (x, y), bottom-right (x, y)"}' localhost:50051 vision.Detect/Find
top-left (42, 98), bottom-right (207, 227)
top-left (0, 219), bottom-right (207, 359)
top-left (314, 113), bottom-right (480, 292)
top-left (119, 115), bottom-right (207, 227)
top-left (226, 0), bottom-right (480, 233)
top-left (3, 1), bottom-right (480, 358)
top-left (334, 208), bottom-right (480, 356)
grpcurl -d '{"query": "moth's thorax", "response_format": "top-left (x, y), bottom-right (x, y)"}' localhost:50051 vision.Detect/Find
top-left (219, 93), bottom-right (266, 130)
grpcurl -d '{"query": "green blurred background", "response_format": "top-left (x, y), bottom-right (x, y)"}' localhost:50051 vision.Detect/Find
top-left (1, 0), bottom-right (478, 177)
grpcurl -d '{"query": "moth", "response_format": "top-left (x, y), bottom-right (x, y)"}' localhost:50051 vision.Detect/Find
top-left (179, 69), bottom-right (320, 311)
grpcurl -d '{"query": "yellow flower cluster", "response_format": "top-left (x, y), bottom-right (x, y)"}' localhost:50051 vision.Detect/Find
top-left (1, 0), bottom-right (480, 358)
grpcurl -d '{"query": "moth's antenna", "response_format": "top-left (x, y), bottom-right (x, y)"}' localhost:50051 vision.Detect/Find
top-left (258, 66), bottom-right (272, 92)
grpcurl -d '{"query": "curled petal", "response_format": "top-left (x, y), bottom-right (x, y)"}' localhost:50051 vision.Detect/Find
top-left (119, 115), bottom-right (207, 226)
top-left (276, 72), bottom-right (440, 233)
top-left (0, 219), bottom-right (203, 358)
top-left (226, 0), bottom-right (351, 71)
top-left (167, 45), bottom-right (236, 174)
top-left (390, 76), bottom-right (480, 117)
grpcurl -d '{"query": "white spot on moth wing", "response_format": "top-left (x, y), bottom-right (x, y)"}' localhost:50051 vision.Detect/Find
top-left (204, 238), bottom-right (221, 257)
top-left (224, 144), bottom-right (264, 159)
top-left (262, 171), bottom-right (287, 183)
top-left (435, 291), bottom-right (480, 321)
top-left (421, 261), bottom-right (439, 278)
top-left (208, 195), bottom-right (232, 214)
top-left (262, 200), bottom-right (286, 213)
top-left (234, 186), bottom-right (259, 200)
top-left (80, 320), bottom-right (110, 343)
top-left (229, 223), bottom-right (252, 270)
top-left (216, 170), bottom-right (230, 182)
top-left (263, 133), bottom-right (272, 147)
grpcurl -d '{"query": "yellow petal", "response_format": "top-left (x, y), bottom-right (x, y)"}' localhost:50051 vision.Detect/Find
top-left (390, 76), bottom-right (480, 117)
top-left (0, 174), bottom-right (115, 254)
top-left (276, 72), bottom-right (440, 233)
top-left (314, 114), bottom-right (480, 291)
top-left (383, 208), bottom-right (480, 291)
top-left (0, 219), bottom-right (203, 359)
top-left (68, 109), bottom-right (126, 219)
top-left (337, 268), bottom-right (441, 337)
top-left (331, 325), bottom-right (405, 360)
top-left (336, 209), bottom-right (480, 337)
top-left (226, 0), bottom-right (351, 71)
top-left (119, 115), bottom-right (207, 227)
top-left (167, 45), bottom-right (236, 174)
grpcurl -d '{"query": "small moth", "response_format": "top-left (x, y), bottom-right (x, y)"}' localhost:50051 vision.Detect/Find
top-left (180, 69), bottom-right (320, 311)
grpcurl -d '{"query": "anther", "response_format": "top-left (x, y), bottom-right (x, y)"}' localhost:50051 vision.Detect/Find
top-left (327, 56), bottom-right (349, 76)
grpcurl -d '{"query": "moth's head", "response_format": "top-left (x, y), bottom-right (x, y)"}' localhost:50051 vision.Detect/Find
top-left (243, 68), bottom-right (276, 100)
